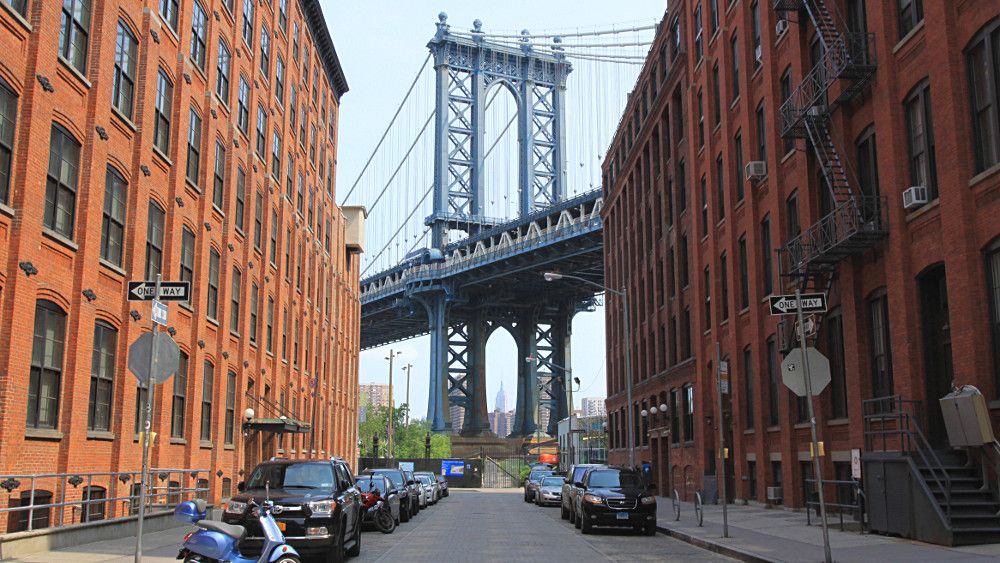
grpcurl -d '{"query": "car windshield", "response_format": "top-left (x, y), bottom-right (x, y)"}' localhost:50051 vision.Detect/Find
top-left (541, 477), bottom-right (563, 487)
top-left (417, 475), bottom-right (432, 484)
top-left (587, 469), bottom-right (644, 489)
top-left (529, 470), bottom-right (553, 481)
top-left (371, 470), bottom-right (405, 487)
top-left (355, 477), bottom-right (385, 493)
top-left (246, 463), bottom-right (335, 490)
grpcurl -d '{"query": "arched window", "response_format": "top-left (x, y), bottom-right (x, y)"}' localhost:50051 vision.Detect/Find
top-left (45, 124), bottom-right (81, 239)
top-left (7, 490), bottom-right (52, 532)
top-left (28, 300), bottom-right (66, 429)
top-left (83, 485), bottom-right (106, 522)
top-left (0, 76), bottom-right (18, 204)
top-left (88, 320), bottom-right (117, 432)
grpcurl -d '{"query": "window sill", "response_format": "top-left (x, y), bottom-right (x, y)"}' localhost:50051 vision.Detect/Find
top-left (0, 1), bottom-right (31, 32)
top-left (152, 146), bottom-right (173, 167)
top-left (0, 201), bottom-right (14, 219)
top-left (729, 96), bottom-right (741, 111)
top-left (892, 20), bottom-right (925, 56)
top-left (42, 228), bottom-right (79, 252)
top-left (224, 444), bottom-right (235, 451)
top-left (766, 425), bottom-right (780, 432)
top-left (793, 422), bottom-right (810, 429)
top-left (157, 13), bottom-right (181, 44)
top-left (186, 178), bottom-right (202, 196)
top-left (170, 437), bottom-right (187, 445)
top-left (212, 204), bottom-right (224, 218)
top-left (744, 429), bottom-right (756, 435)
top-left (25, 428), bottom-right (63, 441)
top-left (207, 317), bottom-right (220, 327)
top-left (87, 431), bottom-right (115, 441)
top-left (99, 258), bottom-right (126, 277)
top-left (200, 440), bottom-right (214, 449)
top-left (904, 198), bottom-right (940, 223)
top-left (827, 418), bottom-right (849, 426)
top-left (189, 60), bottom-right (208, 84)
top-left (231, 330), bottom-right (241, 338)
top-left (57, 55), bottom-right (91, 89)
top-left (180, 302), bottom-right (194, 314)
top-left (110, 106), bottom-right (138, 132)
top-left (969, 162), bottom-right (1000, 189)
top-left (780, 149), bottom-right (796, 165)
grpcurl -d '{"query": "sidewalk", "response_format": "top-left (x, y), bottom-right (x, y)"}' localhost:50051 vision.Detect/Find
top-left (655, 496), bottom-right (1000, 562)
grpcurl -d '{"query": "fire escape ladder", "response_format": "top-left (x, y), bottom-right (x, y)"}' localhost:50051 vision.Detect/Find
top-left (804, 114), bottom-right (853, 207)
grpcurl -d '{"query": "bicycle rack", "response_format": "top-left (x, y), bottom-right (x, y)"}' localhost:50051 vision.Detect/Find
top-left (694, 492), bottom-right (704, 527)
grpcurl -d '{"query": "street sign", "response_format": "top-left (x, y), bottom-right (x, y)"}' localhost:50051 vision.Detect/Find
top-left (128, 332), bottom-right (180, 385)
top-left (718, 360), bottom-right (730, 394)
top-left (151, 300), bottom-right (168, 326)
top-left (781, 346), bottom-right (831, 397)
top-left (769, 293), bottom-right (827, 315)
top-left (851, 449), bottom-right (862, 479)
top-left (127, 280), bottom-right (190, 302)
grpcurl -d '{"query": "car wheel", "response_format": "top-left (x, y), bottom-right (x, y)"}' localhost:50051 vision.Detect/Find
top-left (569, 507), bottom-right (576, 524)
top-left (400, 504), bottom-right (409, 523)
top-left (644, 522), bottom-right (657, 536)
top-left (346, 515), bottom-right (361, 557)
top-left (535, 495), bottom-right (541, 506)
top-left (324, 526), bottom-right (346, 563)
top-left (580, 516), bottom-right (593, 535)
top-left (574, 512), bottom-right (582, 529)
top-left (561, 504), bottom-right (569, 520)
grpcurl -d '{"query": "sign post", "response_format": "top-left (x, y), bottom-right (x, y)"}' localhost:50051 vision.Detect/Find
top-left (715, 342), bottom-right (729, 538)
top-left (134, 275), bottom-right (160, 563)
top-left (794, 289), bottom-right (832, 563)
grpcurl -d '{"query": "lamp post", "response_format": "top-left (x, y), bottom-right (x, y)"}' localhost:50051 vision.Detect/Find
top-left (640, 402), bottom-right (671, 494)
top-left (384, 350), bottom-right (402, 459)
top-left (526, 355), bottom-right (580, 467)
top-left (543, 272), bottom-right (634, 467)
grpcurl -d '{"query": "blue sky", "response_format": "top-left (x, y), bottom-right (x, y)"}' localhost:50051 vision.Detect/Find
top-left (323, 0), bottom-right (665, 417)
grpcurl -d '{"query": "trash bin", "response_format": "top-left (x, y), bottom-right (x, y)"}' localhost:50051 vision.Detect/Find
top-left (939, 385), bottom-right (995, 447)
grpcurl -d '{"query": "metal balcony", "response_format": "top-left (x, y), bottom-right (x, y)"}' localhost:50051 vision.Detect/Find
top-left (778, 195), bottom-right (887, 278)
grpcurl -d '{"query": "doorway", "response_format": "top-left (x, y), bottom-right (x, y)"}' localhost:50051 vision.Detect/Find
top-left (919, 264), bottom-right (953, 446)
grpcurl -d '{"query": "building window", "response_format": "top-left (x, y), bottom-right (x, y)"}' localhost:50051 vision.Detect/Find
top-left (297, 173), bottom-right (305, 215)
top-left (200, 361), bottom-right (213, 441)
top-left (190, 1), bottom-right (208, 70)
top-left (45, 124), bottom-right (81, 239)
top-left (0, 78), bottom-right (15, 205)
top-left (761, 215), bottom-right (773, 296)
top-left (898, 0), bottom-right (923, 38)
top-left (186, 109), bottom-right (202, 185)
top-left (680, 234), bottom-right (689, 287)
top-left (290, 85), bottom-right (297, 133)
top-left (100, 167), bottom-right (127, 266)
top-left (275, 56), bottom-right (285, 104)
top-left (145, 200), bottom-right (165, 279)
top-left (712, 63), bottom-right (721, 125)
top-left (158, 0), bottom-right (178, 30)
top-left (292, 22), bottom-right (300, 61)
top-left (869, 291), bottom-right (894, 399)
top-left (210, 141), bottom-right (225, 209)
top-left (266, 296), bottom-right (274, 352)
top-left (230, 267), bottom-right (242, 334)
top-left (237, 76), bottom-right (249, 134)
top-left (731, 33), bottom-right (740, 100)
top-left (697, 91), bottom-right (704, 147)
top-left (703, 266), bottom-right (712, 328)
top-left (767, 336), bottom-right (779, 426)
top-left (734, 131), bottom-right (744, 202)
top-left (986, 242), bottom-right (1000, 394)
top-left (83, 486), bottom-right (105, 522)
top-left (751, 1), bottom-right (761, 67)
top-left (4, 0), bottom-right (27, 17)
top-left (180, 227), bottom-right (195, 302)
top-left (780, 68), bottom-right (794, 154)
top-left (225, 371), bottom-right (236, 445)
top-left (738, 235), bottom-right (749, 309)
top-left (216, 40), bottom-right (231, 102)
top-left (709, 0), bottom-right (719, 34)
top-left (715, 155), bottom-right (725, 222)
top-left (279, 0), bottom-right (288, 31)
top-left (171, 351), bottom-right (188, 438)
top-left (256, 105), bottom-right (267, 159)
top-left (904, 81), bottom-right (938, 200)
top-left (112, 22), bottom-right (138, 119)
top-left (743, 347), bottom-right (754, 428)
top-left (281, 306), bottom-right (288, 359)
top-left (856, 126), bottom-right (880, 197)
top-left (154, 71), bottom-right (173, 154)
top-left (786, 192), bottom-right (800, 240)
top-left (260, 25), bottom-right (270, 78)
top-left (700, 176), bottom-right (708, 237)
top-left (683, 385), bottom-right (694, 441)
top-left (28, 300), bottom-right (66, 429)
top-left (249, 283), bottom-right (258, 344)
top-left (968, 25), bottom-right (1000, 172)
top-left (272, 131), bottom-right (282, 180)
top-left (207, 248), bottom-right (220, 320)
top-left (87, 321), bottom-right (116, 432)
top-left (825, 310), bottom-right (848, 418)
top-left (270, 210), bottom-right (278, 265)
top-left (8, 490), bottom-right (52, 532)
top-left (235, 166), bottom-right (246, 230)
top-left (747, 460), bottom-right (758, 501)
top-left (694, 3), bottom-right (703, 60)
top-left (59, 0), bottom-right (91, 73)
top-left (755, 101), bottom-right (766, 161)
top-left (682, 307), bottom-right (692, 359)
top-left (254, 190), bottom-right (263, 249)
top-left (720, 253), bottom-right (729, 320)
top-left (241, 0), bottom-right (253, 46)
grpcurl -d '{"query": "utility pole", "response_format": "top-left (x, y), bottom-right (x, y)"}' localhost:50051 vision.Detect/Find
top-left (384, 350), bottom-right (401, 459)
top-left (403, 363), bottom-right (413, 425)
top-left (715, 342), bottom-right (729, 538)
top-left (134, 275), bottom-right (161, 563)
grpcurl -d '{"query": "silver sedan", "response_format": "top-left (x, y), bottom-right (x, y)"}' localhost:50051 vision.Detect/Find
top-left (535, 476), bottom-right (564, 506)
top-left (415, 472), bottom-right (440, 504)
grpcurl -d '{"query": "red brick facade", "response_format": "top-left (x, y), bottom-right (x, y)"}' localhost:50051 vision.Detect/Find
top-left (602, 0), bottom-right (1000, 508)
top-left (0, 0), bottom-right (360, 515)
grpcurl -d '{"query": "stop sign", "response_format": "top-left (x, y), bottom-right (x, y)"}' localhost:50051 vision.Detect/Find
top-left (781, 347), bottom-right (831, 397)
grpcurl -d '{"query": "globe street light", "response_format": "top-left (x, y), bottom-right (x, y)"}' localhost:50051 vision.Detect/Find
top-left (543, 271), bottom-right (635, 467)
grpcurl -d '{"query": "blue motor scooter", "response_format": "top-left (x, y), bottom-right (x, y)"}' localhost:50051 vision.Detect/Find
top-left (174, 493), bottom-right (300, 563)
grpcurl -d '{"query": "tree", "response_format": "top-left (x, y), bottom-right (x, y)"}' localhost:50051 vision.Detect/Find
top-left (357, 404), bottom-right (451, 458)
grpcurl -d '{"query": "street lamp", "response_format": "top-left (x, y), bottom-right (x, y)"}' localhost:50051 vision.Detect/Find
top-left (526, 355), bottom-right (581, 468)
top-left (384, 350), bottom-right (402, 459)
top-left (543, 271), bottom-right (635, 467)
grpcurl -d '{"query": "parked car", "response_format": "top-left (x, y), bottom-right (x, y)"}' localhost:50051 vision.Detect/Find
top-left (402, 470), bottom-right (426, 510)
top-left (562, 463), bottom-right (606, 523)
top-left (362, 468), bottom-right (416, 523)
top-left (435, 474), bottom-right (449, 497)
top-left (524, 468), bottom-right (554, 503)
top-left (414, 472), bottom-right (441, 504)
top-left (224, 457), bottom-right (362, 563)
top-left (354, 474), bottom-right (401, 526)
top-left (573, 466), bottom-right (657, 535)
top-left (535, 476), bottom-right (564, 506)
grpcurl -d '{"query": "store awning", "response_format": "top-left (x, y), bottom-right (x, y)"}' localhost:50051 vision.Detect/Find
top-left (243, 417), bottom-right (311, 434)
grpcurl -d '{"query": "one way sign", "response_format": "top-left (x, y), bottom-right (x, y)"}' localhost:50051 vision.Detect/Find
top-left (769, 293), bottom-right (827, 316)
top-left (127, 281), bottom-right (191, 302)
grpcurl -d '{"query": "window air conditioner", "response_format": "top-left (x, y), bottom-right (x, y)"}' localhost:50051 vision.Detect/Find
top-left (902, 186), bottom-right (928, 210)
top-left (767, 486), bottom-right (783, 502)
top-left (745, 161), bottom-right (767, 183)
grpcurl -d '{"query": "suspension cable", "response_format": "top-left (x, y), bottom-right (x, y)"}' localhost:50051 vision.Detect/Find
top-left (339, 53), bottom-right (431, 205)
top-left (361, 183), bottom-right (434, 277)
top-left (450, 23), bottom-right (657, 40)
top-left (366, 110), bottom-right (435, 213)
top-left (564, 53), bottom-right (647, 65)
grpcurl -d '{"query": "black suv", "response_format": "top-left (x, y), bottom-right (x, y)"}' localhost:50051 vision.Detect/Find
top-left (562, 463), bottom-right (605, 522)
top-left (362, 468), bottom-right (418, 522)
top-left (225, 458), bottom-right (362, 562)
top-left (573, 466), bottom-right (657, 535)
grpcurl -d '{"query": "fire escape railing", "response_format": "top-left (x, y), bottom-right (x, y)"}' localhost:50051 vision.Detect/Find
top-left (773, 0), bottom-right (882, 280)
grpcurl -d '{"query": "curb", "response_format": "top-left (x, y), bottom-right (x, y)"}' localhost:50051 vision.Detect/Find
top-left (656, 524), bottom-right (777, 563)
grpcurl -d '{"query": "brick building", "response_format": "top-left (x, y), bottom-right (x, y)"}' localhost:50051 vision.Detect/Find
top-left (0, 0), bottom-right (362, 524)
top-left (603, 0), bottom-right (1000, 509)
top-left (359, 383), bottom-right (391, 409)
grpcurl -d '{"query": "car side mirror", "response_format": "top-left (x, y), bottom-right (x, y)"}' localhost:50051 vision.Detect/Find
top-left (237, 481), bottom-right (246, 493)
top-left (574, 481), bottom-right (584, 488)
top-left (408, 480), bottom-right (416, 486)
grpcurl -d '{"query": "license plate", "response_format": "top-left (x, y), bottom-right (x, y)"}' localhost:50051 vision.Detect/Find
top-left (276, 521), bottom-right (286, 531)
top-left (616, 512), bottom-right (630, 520)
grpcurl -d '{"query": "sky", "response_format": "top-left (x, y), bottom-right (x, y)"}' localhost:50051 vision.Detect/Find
top-left (323, 0), bottom-right (665, 418)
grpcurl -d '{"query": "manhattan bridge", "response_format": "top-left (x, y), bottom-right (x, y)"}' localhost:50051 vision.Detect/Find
top-left (342, 14), bottom-right (654, 436)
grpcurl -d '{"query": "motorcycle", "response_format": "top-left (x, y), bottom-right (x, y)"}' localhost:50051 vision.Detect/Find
top-left (174, 491), bottom-right (300, 563)
top-left (360, 488), bottom-right (395, 534)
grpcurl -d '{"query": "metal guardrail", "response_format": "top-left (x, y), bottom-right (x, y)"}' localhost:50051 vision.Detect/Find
top-left (804, 478), bottom-right (866, 532)
top-left (778, 195), bottom-right (887, 278)
top-left (0, 469), bottom-right (210, 533)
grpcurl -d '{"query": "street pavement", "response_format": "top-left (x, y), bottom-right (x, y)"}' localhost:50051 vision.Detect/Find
top-left (7, 489), bottom-right (730, 562)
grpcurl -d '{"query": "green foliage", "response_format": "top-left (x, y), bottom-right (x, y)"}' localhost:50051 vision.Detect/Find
top-left (518, 465), bottom-right (532, 483)
top-left (358, 403), bottom-right (451, 459)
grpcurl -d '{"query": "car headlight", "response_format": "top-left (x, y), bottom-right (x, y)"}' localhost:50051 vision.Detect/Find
top-left (583, 494), bottom-right (604, 505)
top-left (224, 500), bottom-right (247, 514)
top-left (308, 500), bottom-right (336, 516)
top-left (640, 496), bottom-right (656, 505)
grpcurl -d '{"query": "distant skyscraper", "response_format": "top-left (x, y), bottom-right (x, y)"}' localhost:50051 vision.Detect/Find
top-left (581, 397), bottom-right (607, 418)
top-left (450, 404), bottom-right (465, 434)
top-left (360, 383), bottom-right (391, 409)
top-left (495, 382), bottom-right (508, 413)
top-left (489, 409), bottom-right (514, 437)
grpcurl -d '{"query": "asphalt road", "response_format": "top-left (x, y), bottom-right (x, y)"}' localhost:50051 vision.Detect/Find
top-left (9, 489), bottom-right (732, 562)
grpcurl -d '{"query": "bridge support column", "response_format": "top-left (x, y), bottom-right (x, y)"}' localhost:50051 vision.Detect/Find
top-left (547, 313), bottom-right (573, 436)
top-left (512, 313), bottom-right (539, 437)
top-left (423, 294), bottom-right (451, 433)
top-left (461, 310), bottom-right (492, 436)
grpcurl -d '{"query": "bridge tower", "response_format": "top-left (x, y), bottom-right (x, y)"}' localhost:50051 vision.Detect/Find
top-left (418, 14), bottom-right (576, 437)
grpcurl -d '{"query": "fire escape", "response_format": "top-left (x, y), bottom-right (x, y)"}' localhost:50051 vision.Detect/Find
top-left (773, 0), bottom-right (883, 350)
